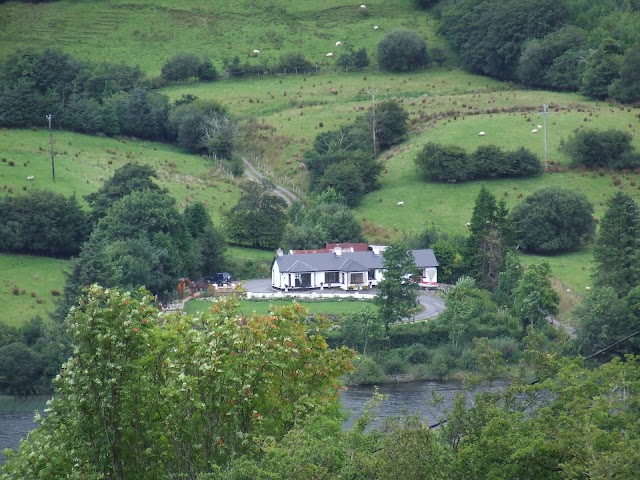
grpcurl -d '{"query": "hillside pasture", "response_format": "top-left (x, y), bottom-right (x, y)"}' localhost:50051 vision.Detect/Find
top-left (0, 0), bottom-right (442, 77)
top-left (0, 129), bottom-right (241, 225)
top-left (0, 253), bottom-right (68, 326)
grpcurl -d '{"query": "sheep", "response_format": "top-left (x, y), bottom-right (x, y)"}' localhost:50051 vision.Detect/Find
top-left (531, 128), bottom-right (538, 134)
top-left (397, 201), bottom-right (404, 206)
top-left (537, 124), bottom-right (543, 129)
top-left (326, 52), bottom-right (333, 58)
top-left (585, 286), bottom-right (591, 291)
top-left (252, 49), bottom-right (260, 55)
top-left (373, 25), bottom-right (379, 30)
top-left (335, 41), bottom-right (342, 47)
top-left (360, 4), bottom-right (367, 11)
top-left (478, 131), bottom-right (486, 136)
top-left (26, 175), bottom-right (34, 181)
top-left (465, 222), bottom-right (471, 227)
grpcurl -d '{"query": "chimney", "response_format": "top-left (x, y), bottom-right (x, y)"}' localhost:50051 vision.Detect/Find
top-left (334, 246), bottom-right (342, 257)
top-left (276, 248), bottom-right (284, 257)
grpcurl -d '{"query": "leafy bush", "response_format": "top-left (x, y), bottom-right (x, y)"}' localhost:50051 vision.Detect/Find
top-left (279, 52), bottom-right (313, 72)
top-left (406, 343), bottom-right (431, 364)
top-left (560, 128), bottom-right (640, 169)
top-left (377, 29), bottom-right (429, 72)
top-left (510, 186), bottom-right (596, 253)
top-left (347, 355), bottom-right (384, 385)
top-left (415, 143), bottom-right (541, 182)
top-left (161, 52), bottom-right (202, 82)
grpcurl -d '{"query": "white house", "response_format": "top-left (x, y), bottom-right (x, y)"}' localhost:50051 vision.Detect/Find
top-left (271, 244), bottom-right (439, 290)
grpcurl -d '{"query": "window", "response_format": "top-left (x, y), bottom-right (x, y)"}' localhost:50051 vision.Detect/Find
top-left (325, 271), bottom-right (340, 283)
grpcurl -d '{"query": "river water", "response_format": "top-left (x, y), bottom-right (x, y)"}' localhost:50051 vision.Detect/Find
top-left (1, 382), bottom-right (474, 466)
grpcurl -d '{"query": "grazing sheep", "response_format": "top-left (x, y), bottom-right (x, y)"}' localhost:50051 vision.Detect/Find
top-left (26, 175), bottom-right (34, 181)
top-left (335, 41), bottom-right (342, 47)
top-left (252, 49), bottom-right (260, 55)
top-left (585, 286), bottom-right (591, 291)
top-left (478, 131), bottom-right (486, 136)
top-left (360, 4), bottom-right (367, 11)
top-left (531, 129), bottom-right (538, 133)
top-left (465, 222), bottom-right (471, 227)
top-left (537, 124), bottom-right (543, 129)
top-left (373, 25), bottom-right (379, 30)
top-left (397, 201), bottom-right (404, 206)
top-left (326, 52), bottom-right (333, 58)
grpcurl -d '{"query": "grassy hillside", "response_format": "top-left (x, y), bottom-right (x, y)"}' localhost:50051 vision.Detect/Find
top-left (0, 0), bottom-right (443, 76)
top-left (0, 253), bottom-right (68, 326)
top-left (0, 129), bottom-right (241, 224)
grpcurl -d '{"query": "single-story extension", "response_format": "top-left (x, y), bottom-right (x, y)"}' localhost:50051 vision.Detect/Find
top-left (271, 243), bottom-right (439, 290)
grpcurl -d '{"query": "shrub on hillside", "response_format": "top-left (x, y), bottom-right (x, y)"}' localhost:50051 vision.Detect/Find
top-left (161, 52), bottom-right (202, 82)
top-left (560, 128), bottom-right (640, 169)
top-left (510, 186), bottom-right (596, 253)
top-left (278, 52), bottom-right (313, 73)
top-left (415, 142), bottom-right (542, 182)
top-left (377, 29), bottom-right (429, 72)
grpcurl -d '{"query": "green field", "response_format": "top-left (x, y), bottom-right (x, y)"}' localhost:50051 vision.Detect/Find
top-left (0, 0), bottom-right (442, 76)
top-left (183, 297), bottom-right (374, 316)
top-left (0, 253), bottom-right (68, 326)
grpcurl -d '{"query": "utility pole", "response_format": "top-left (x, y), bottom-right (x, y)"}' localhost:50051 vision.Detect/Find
top-left (369, 90), bottom-right (377, 158)
top-left (46, 114), bottom-right (55, 182)
top-left (542, 104), bottom-right (549, 171)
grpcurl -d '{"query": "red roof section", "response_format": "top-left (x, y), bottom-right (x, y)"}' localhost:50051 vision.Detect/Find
top-left (290, 243), bottom-right (370, 255)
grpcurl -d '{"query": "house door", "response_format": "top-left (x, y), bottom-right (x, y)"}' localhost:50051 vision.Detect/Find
top-left (301, 273), bottom-right (311, 287)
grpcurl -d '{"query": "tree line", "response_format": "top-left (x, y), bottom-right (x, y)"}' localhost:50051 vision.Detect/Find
top-left (437, 0), bottom-right (640, 103)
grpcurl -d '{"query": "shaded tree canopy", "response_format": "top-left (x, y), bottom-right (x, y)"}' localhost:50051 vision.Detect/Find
top-left (510, 186), bottom-right (595, 253)
top-left (283, 189), bottom-right (364, 249)
top-left (224, 179), bottom-right (288, 249)
top-left (592, 191), bottom-right (640, 297)
top-left (377, 29), bottom-right (429, 72)
top-left (85, 162), bottom-right (165, 223)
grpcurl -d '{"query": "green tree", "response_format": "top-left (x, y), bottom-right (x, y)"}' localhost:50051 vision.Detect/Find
top-left (161, 52), bottom-right (202, 82)
top-left (513, 260), bottom-right (559, 330)
top-left (2, 287), bottom-right (353, 478)
top-left (415, 142), bottom-right (472, 182)
top-left (0, 342), bottom-right (43, 395)
top-left (592, 192), bottom-right (640, 297)
top-left (374, 244), bottom-right (420, 333)
top-left (493, 252), bottom-right (523, 309)
top-left (371, 100), bottom-right (409, 150)
top-left (0, 190), bottom-right (89, 257)
top-left (316, 162), bottom-right (366, 207)
top-left (574, 286), bottom-right (633, 358)
top-left (283, 189), bottom-right (364, 249)
top-left (377, 29), bottom-right (429, 72)
top-left (560, 128), bottom-right (639, 169)
top-left (510, 186), bottom-right (595, 253)
top-left (85, 162), bottom-right (164, 223)
top-left (339, 309), bottom-right (385, 355)
top-left (224, 179), bottom-right (288, 249)
top-left (609, 41), bottom-right (640, 103)
top-left (467, 187), bottom-right (513, 290)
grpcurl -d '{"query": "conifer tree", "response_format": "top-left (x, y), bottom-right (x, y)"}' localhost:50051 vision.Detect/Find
top-left (592, 191), bottom-right (640, 297)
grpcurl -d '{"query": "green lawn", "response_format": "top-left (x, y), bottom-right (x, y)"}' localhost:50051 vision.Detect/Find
top-left (0, 253), bottom-right (68, 326)
top-left (183, 297), bottom-right (374, 316)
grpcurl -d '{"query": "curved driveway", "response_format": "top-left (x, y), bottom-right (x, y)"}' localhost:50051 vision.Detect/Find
top-left (240, 279), bottom-right (445, 321)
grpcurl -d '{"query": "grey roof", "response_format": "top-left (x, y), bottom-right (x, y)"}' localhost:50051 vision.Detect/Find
top-left (274, 249), bottom-right (438, 273)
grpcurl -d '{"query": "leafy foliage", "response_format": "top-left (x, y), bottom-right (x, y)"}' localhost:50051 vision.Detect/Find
top-left (224, 179), bottom-right (288, 249)
top-left (283, 189), bottom-right (364, 249)
top-left (510, 186), bottom-right (595, 253)
top-left (374, 244), bottom-right (420, 333)
top-left (2, 286), bottom-right (353, 478)
top-left (560, 128), bottom-right (640, 169)
top-left (0, 190), bottom-right (89, 257)
top-left (377, 29), bottom-right (429, 72)
top-left (513, 260), bottom-right (559, 330)
top-left (160, 52), bottom-right (218, 83)
top-left (592, 192), bottom-right (640, 297)
top-left (415, 142), bottom-right (541, 182)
